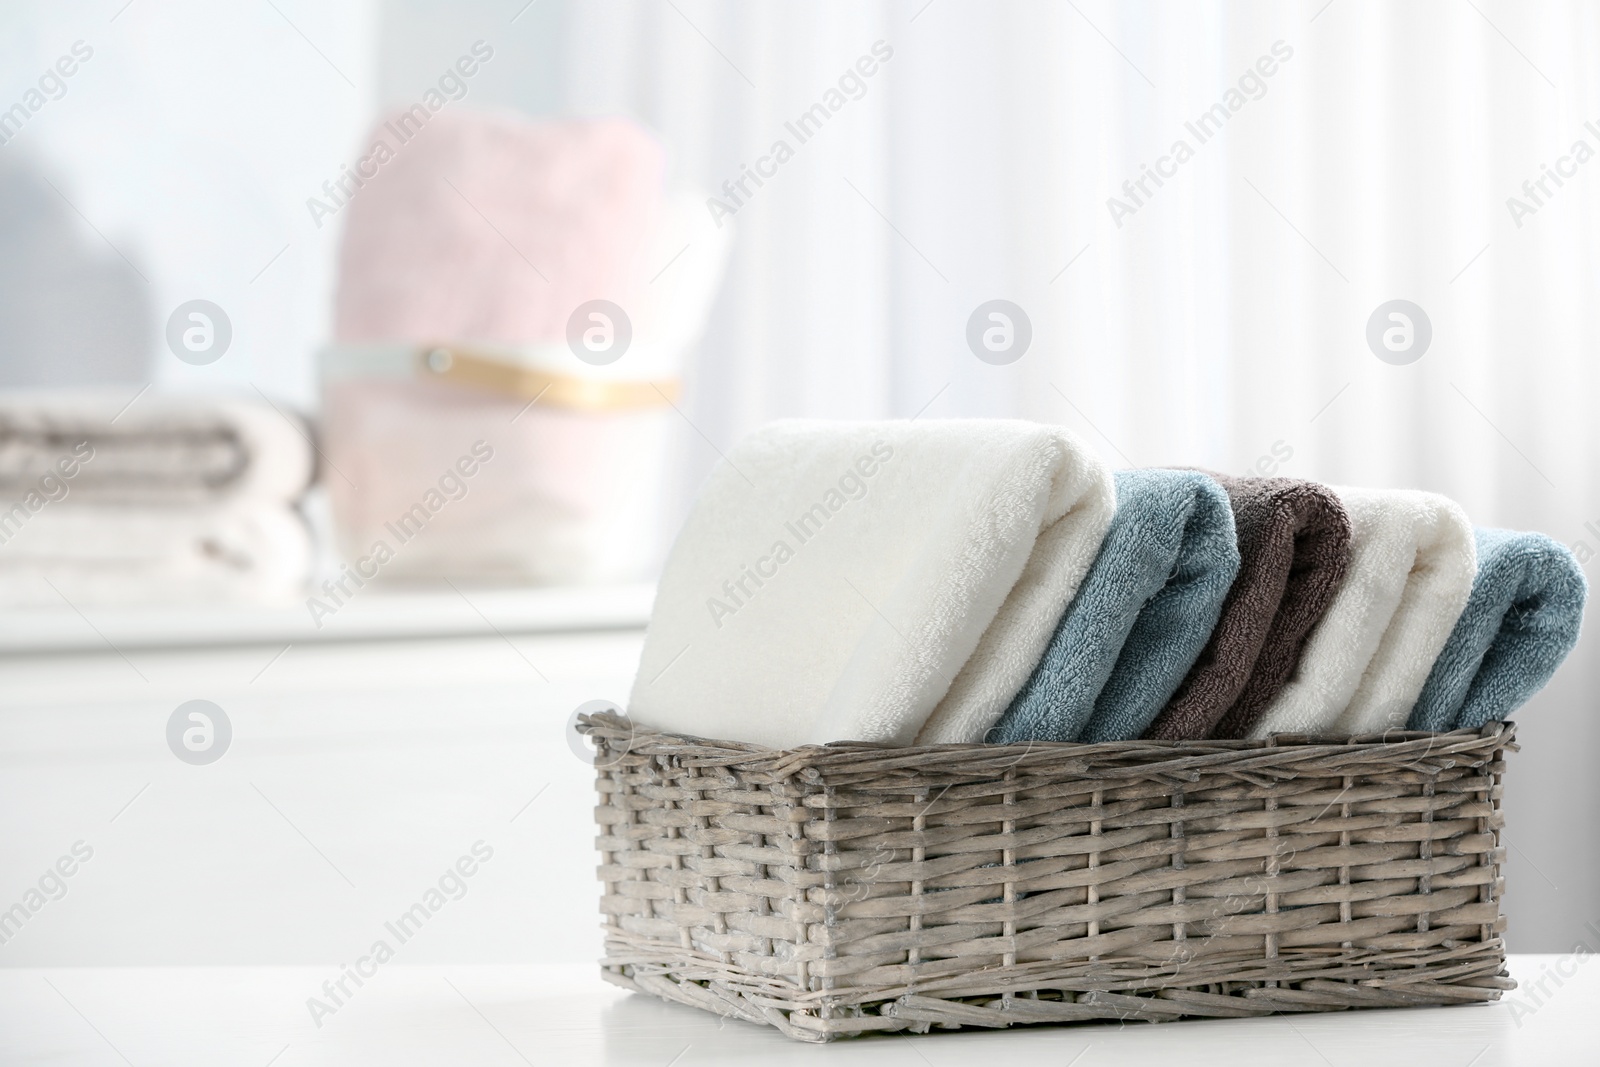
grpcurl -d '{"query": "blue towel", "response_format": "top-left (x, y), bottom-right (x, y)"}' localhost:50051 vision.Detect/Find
top-left (989, 469), bottom-right (1241, 744)
top-left (1407, 527), bottom-right (1587, 731)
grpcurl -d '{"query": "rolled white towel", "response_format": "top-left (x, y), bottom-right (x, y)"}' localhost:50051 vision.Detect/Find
top-left (628, 419), bottom-right (1116, 748)
top-left (1248, 487), bottom-right (1476, 738)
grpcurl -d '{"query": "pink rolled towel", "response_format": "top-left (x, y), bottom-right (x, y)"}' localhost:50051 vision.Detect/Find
top-left (333, 110), bottom-right (666, 344)
top-left (321, 110), bottom-right (703, 584)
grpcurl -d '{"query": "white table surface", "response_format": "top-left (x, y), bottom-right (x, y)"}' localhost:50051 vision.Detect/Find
top-left (0, 956), bottom-right (1590, 1066)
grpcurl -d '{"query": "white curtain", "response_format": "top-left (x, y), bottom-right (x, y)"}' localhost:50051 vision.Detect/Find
top-left (558, 0), bottom-right (1600, 950)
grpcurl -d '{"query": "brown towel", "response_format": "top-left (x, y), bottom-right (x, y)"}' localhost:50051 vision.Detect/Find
top-left (1143, 474), bottom-right (1351, 740)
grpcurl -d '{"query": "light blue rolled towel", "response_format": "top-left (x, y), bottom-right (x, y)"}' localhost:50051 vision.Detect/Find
top-left (1407, 527), bottom-right (1587, 731)
top-left (989, 469), bottom-right (1241, 744)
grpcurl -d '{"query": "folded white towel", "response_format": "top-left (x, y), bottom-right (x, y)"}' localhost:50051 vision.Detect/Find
top-left (0, 502), bottom-right (313, 606)
top-left (0, 391), bottom-right (313, 505)
top-left (628, 419), bottom-right (1116, 748)
top-left (1248, 487), bottom-right (1476, 738)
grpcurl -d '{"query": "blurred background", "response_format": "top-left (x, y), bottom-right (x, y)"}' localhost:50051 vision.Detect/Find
top-left (1, 0), bottom-right (1596, 986)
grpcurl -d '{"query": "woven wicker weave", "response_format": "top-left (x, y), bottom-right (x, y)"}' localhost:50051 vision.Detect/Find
top-left (581, 712), bottom-right (1515, 1042)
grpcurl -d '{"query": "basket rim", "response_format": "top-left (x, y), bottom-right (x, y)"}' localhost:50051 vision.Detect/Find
top-left (577, 711), bottom-right (1515, 782)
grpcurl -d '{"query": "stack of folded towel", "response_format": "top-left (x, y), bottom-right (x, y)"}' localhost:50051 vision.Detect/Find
top-left (0, 393), bottom-right (314, 606)
top-left (628, 419), bottom-right (1586, 747)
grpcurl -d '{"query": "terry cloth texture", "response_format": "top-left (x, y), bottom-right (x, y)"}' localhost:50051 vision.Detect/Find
top-left (988, 468), bottom-right (1240, 745)
top-left (1148, 475), bottom-right (1352, 741)
top-left (1407, 528), bottom-right (1587, 731)
top-left (1248, 488), bottom-right (1476, 739)
top-left (628, 419), bottom-right (1116, 749)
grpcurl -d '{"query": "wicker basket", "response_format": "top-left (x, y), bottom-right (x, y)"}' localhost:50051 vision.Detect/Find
top-left (581, 712), bottom-right (1515, 1042)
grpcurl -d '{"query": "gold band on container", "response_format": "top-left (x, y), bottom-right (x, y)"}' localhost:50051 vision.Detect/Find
top-left (416, 346), bottom-right (680, 411)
